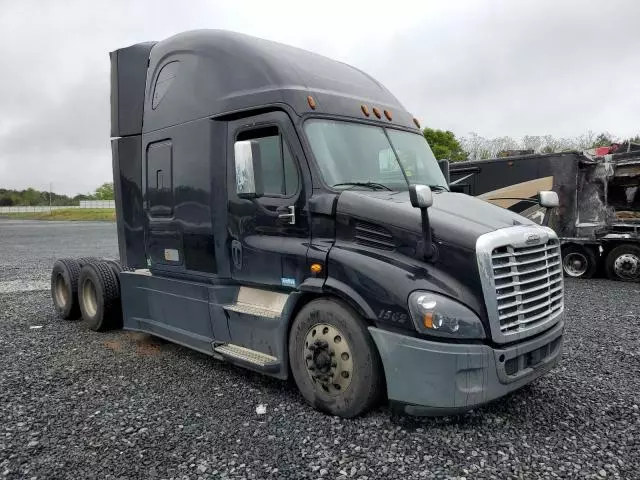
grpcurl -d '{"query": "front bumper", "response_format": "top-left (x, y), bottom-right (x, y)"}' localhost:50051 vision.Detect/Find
top-left (369, 314), bottom-right (564, 416)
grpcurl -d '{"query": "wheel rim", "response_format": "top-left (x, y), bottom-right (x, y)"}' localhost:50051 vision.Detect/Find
top-left (613, 253), bottom-right (640, 281)
top-left (303, 323), bottom-right (353, 395)
top-left (82, 278), bottom-right (98, 317)
top-left (54, 274), bottom-right (68, 308)
top-left (563, 252), bottom-right (588, 277)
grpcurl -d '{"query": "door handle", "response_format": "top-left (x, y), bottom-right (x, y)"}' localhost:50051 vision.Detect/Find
top-left (278, 205), bottom-right (296, 225)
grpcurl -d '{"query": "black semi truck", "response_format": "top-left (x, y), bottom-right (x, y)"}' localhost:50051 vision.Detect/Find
top-left (449, 150), bottom-right (640, 281)
top-left (50, 30), bottom-right (565, 417)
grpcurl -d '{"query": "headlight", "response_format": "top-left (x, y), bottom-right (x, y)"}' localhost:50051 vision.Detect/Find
top-left (408, 291), bottom-right (485, 339)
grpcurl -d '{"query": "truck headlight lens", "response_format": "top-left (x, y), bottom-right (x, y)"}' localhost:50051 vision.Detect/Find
top-left (408, 291), bottom-right (485, 339)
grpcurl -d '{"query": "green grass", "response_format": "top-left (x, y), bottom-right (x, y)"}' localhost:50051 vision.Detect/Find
top-left (1, 208), bottom-right (116, 222)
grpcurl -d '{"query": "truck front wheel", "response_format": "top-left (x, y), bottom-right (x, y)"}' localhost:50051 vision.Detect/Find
top-left (561, 244), bottom-right (597, 279)
top-left (288, 299), bottom-right (383, 418)
top-left (605, 244), bottom-right (640, 282)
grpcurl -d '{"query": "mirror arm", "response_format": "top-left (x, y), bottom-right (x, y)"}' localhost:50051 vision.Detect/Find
top-left (421, 208), bottom-right (433, 259)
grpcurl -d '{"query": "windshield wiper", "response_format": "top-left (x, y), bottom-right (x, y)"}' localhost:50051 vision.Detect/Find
top-left (333, 182), bottom-right (393, 191)
top-left (427, 185), bottom-right (448, 191)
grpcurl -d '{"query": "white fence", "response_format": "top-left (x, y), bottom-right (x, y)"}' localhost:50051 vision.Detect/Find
top-left (79, 200), bottom-right (115, 208)
top-left (0, 200), bottom-right (115, 213)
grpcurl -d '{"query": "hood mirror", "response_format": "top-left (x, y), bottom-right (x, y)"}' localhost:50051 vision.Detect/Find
top-left (234, 140), bottom-right (264, 199)
top-left (538, 190), bottom-right (559, 208)
top-left (409, 184), bottom-right (433, 209)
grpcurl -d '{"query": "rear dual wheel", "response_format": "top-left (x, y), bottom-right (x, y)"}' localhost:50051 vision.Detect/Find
top-left (51, 258), bottom-right (82, 319)
top-left (562, 244), bottom-right (598, 279)
top-left (289, 299), bottom-right (383, 418)
top-left (78, 261), bottom-right (123, 331)
top-left (605, 244), bottom-right (640, 282)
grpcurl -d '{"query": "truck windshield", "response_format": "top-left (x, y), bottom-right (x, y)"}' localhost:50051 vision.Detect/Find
top-left (304, 119), bottom-right (448, 191)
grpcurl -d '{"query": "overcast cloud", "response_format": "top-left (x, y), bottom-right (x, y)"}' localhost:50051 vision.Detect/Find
top-left (1, 0), bottom-right (638, 195)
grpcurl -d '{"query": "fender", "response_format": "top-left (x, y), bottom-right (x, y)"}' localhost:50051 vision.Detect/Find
top-left (323, 277), bottom-right (377, 320)
top-left (325, 243), bottom-right (487, 334)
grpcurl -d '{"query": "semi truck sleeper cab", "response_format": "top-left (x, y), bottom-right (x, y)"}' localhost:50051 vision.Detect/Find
top-left (50, 29), bottom-right (565, 417)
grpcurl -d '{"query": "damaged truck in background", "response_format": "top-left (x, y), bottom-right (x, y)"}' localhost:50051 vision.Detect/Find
top-left (50, 30), bottom-right (565, 418)
top-left (449, 146), bottom-right (640, 282)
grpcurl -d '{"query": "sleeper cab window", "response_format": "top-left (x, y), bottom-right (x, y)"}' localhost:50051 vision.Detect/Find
top-left (236, 126), bottom-right (299, 197)
top-left (152, 61), bottom-right (179, 110)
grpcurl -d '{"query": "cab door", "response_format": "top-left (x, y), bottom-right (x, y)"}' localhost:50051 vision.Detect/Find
top-left (226, 111), bottom-right (311, 289)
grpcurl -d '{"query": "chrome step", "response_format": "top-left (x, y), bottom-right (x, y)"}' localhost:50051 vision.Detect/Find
top-left (213, 344), bottom-right (280, 372)
top-left (222, 287), bottom-right (289, 318)
top-left (223, 303), bottom-right (281, 318)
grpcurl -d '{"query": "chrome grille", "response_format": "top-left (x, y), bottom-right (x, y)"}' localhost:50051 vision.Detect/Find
top-left (491, 240), bottom-right (563, 334)
top-left (476, 226), bottom-right (565, 343)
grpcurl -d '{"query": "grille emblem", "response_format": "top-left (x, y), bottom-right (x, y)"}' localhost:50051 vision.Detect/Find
top-left (525, 233), bottom-right (541, 245)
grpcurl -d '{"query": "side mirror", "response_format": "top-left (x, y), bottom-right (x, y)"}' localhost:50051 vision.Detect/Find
top-left (409, 184), bottom-right (433, 209)
top-left (538, 190), bottom-right (559, 208)
top-left (408, 184), bottom-right (434, 259)
top-left (438, 159), bottom-right (450, 184)
top-left (234, 140), bottom-right (263, 199)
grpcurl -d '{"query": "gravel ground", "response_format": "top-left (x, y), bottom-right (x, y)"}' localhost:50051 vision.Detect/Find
top-left (0, 219), bottom-right (639, 479)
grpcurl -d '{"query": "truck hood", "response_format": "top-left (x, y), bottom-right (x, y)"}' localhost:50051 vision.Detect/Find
top-left (336, 190), bottom-right (535, 250)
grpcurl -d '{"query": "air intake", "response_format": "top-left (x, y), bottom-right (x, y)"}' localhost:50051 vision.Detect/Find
top-left (354, 221), bottom-right (395, 250)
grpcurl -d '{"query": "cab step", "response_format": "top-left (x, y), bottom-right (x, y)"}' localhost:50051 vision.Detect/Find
top-left (222, 286), bottom-right (288, 319)
top-left (213, 344), bottom-right (280, 373)
top-left (223, 303), bottom-right (281, 318)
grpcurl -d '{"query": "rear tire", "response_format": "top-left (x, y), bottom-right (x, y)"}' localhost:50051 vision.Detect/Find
top-left (562, 244), bottom-right (597, 279)
top-left (78, 261), bottom-right (122, 331)
top-left (51, 258), bottom-right (82, 320)
top-left (605, 244), bottom-right (640, 282)
top-left (288, 298), bottom-right (383, 418)
top-left (77, 256), bottom-right (100, 267)
top-left (104, 259), bottom-right (123, 276)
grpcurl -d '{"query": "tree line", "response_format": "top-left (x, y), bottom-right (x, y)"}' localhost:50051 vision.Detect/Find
top-left (0, 182), bottom-right (114, 207)
top-left (423, 128), bottom-right (640, 162)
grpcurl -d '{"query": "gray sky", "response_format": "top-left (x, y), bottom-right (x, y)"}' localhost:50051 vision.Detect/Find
top-left (1, 0), bottom-right (638, 195)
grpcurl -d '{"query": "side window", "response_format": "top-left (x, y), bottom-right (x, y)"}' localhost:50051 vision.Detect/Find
top-left (237, 126), bottom-right (299, 196)
top-left (152, 61), bottom-right (179, 110)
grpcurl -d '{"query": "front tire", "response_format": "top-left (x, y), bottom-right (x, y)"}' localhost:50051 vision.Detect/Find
top-left (78, 261), bottom-right (122, 331)
top-left (288, 298), bottom-right (383, 418)
top-left (562, 244), bottom-right (597, 279)
top-left (605, 244), bottom-right (640, 282)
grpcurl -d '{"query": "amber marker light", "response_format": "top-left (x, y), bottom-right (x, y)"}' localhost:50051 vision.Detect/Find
top-left (372, 107), bottom-right (381, 119)
top-left (413, 117), bottom-right (421, 128)
top-left (307, 95), bottom-right (317, 109)
top-left (361, 105), bottom-right (370, 117)
top-left (310, 263), bottom-right (322, 274)
top-left (384, 110), bottom-right (392, 121)
top-left (423, 312), bottom-right (434, 329)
